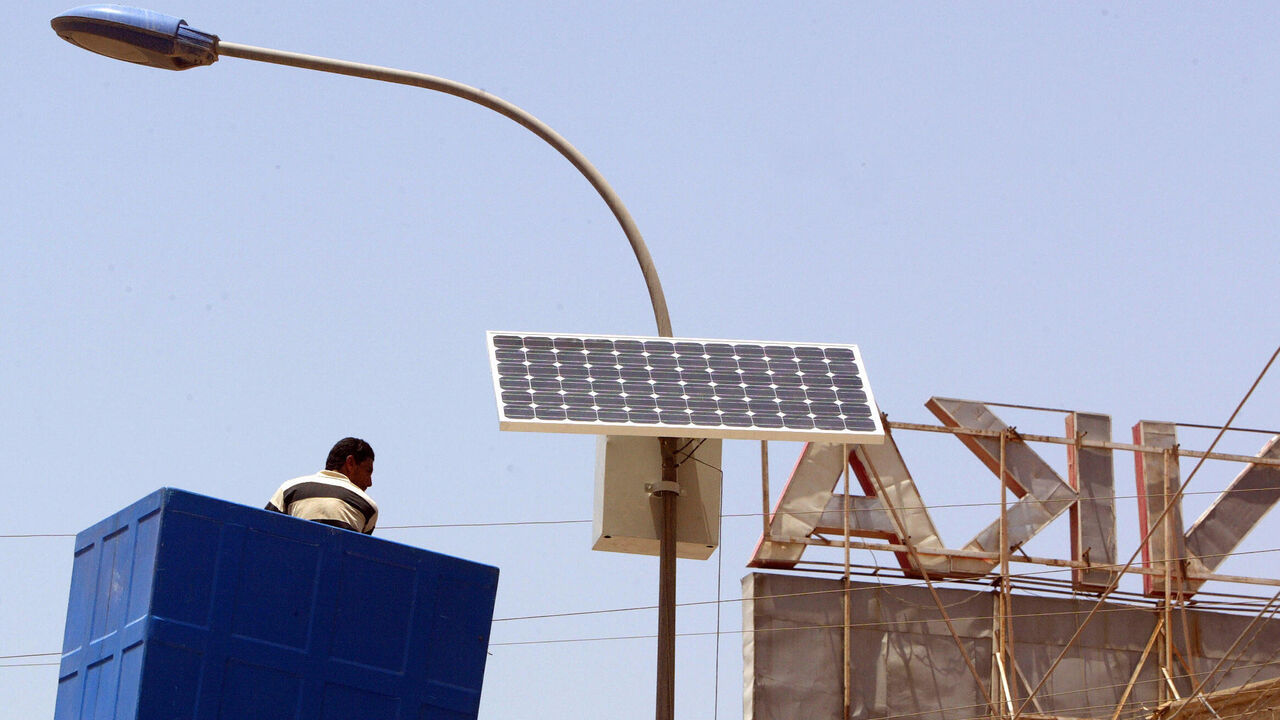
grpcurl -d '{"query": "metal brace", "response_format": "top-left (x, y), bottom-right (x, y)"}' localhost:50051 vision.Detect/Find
top-left (645, 481), bottom-right (683, 496)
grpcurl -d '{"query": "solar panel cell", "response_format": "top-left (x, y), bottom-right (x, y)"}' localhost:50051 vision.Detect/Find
top-left (594, 393), bottom-right (626, 408)
top-left (499, 376), bottom-right (530, 391)
top-left (683, 383), bottom-right (715, 398)
top-left (559, 364), bottom-right (590, 380)
top-left (830, 373), bottom-right (863, 388)
top-left (778, 401), bottom-right (809, 416)
top-left (806, 388), bottom-right (837, 402)
top-left (748, 400), bottom-right (779, 414)
top-left (553, 337), bottom-right (584, 351)
top-left (837, 388), bottom-right (868, 403)
top-left (707, 356), bottom-right (738, 372)
top-left (677, 357), bottom-right (708, 372)
top-left (714, 385), bottom-right (746, 400)
top-left (589, 366), bottom-right (621, 381)
top-left (653, 382), bottom-right (683, 397)
top-left (650, 369), bottom-right (682, 383)
top-left (496, 362), bottom-right (525, 377)
top-left (619, 366), bottom-right (650, 381)
top-left (810, 402), bottom-right (841, 417)
top-left (648, 355), bottom-right (679, 370)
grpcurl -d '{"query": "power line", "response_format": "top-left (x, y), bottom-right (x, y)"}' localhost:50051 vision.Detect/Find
top-left (5, 426), bottom-right (1280, 542)
top-left (380, 519), bottom-right (590, 530)
top-left (21, 572), bottom-right (1280, 657)
top-left (13, 477), bottom-right (1280, 541)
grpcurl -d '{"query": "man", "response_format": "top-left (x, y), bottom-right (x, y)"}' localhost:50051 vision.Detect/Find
top-left (266, 437), bottom-right (379, 534)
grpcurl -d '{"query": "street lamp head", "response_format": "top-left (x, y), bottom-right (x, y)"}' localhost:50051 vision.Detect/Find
top-left (51, 4), bottom-right (218, 70)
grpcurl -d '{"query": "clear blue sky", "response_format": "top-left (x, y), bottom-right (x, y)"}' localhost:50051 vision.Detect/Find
top-left (5, 2), bottom-right (1279, 718)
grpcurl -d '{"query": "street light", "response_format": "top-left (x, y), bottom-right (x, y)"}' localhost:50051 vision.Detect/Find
top-left (51, 5), bottom-right (686, 719)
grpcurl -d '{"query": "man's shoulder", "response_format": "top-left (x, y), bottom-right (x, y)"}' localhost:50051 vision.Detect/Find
top-left (275, 470), bottom-right (353, 492)
top-left (277, 472), bottom-right (377, 519)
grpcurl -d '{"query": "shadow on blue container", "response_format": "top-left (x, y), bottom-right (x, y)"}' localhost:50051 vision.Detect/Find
top-left (55, 487), bottom-right (499, 720)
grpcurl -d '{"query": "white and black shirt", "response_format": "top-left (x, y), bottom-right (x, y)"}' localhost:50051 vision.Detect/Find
top-left (265, 470), bottom-right (379, 534)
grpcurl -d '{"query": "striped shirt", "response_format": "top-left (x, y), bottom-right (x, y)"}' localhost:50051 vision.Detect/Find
top-left (265, 470), bottom-right (379, 534)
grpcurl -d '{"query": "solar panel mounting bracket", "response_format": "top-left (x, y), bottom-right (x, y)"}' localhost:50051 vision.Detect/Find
top-left (645, 481), bottom-right (683, 496)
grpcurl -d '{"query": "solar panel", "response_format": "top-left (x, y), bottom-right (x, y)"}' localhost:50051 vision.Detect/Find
top-left (487, 331), bottom-right (885, 443)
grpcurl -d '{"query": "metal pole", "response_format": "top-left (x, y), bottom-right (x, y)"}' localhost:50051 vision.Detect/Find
top-left (655, 438), bottom-right (679, 720)
top-left (213, 40), bottom-right (682, 720)
top-left (997, 430), bottom-right (1010, 720)
top-left (761, 441), bottom-right (771, 538)
top-left (842, 445), bottom-right (852, 720)
top-left (1163, 448), bottom-right (1176, 707)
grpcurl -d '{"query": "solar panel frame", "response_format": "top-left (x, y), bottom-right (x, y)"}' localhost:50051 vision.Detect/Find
top-left (487, 331), bottom-right (885, 443)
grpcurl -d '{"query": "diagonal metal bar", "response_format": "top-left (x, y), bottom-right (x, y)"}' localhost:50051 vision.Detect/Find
top-left (1108, 617), bottom-right (1164, 720)
top-left (1009, 654), bottom-right (1047, 717)
top-left (1162, 587), bottom-right (1280, 720)
top-left (1237, 671), bottom-right (1280, 719)
top-left (860, 446), bottom-right (1000, 718)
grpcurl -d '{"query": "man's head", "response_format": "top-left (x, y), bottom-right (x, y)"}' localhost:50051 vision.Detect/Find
top-left (325, 437), bottom-right (375, 490)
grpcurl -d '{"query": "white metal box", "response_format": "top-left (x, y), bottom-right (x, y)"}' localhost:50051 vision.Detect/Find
top-left (592, 435), bottom-right (721, 559)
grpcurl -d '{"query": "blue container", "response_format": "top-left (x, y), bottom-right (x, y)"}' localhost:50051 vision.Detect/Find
top-left (56, 488), bottom-right (499, 720)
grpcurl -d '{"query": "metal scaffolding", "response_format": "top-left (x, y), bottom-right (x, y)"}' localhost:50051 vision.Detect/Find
top-left (745, 396), bottom-right (1280, 720)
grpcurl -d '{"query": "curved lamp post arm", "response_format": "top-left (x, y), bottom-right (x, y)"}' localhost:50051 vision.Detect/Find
top-left (217, 41), bottom-right (673, 339)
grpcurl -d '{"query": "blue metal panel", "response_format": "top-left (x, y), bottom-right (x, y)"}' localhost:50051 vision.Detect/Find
top-left (57, 488), bottom-right (499, 720)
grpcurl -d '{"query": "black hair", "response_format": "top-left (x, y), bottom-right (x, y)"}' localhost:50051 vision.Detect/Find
top-left (325, 437), bottom-right (375, 471)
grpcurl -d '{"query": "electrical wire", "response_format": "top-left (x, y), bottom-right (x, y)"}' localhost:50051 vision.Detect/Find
top-left (13, 475), bottom-right (1280, 540)
top-left (7, 439), bottom-right (1280, 542)
top-left (24, 579), bottom-right (1273, 664)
